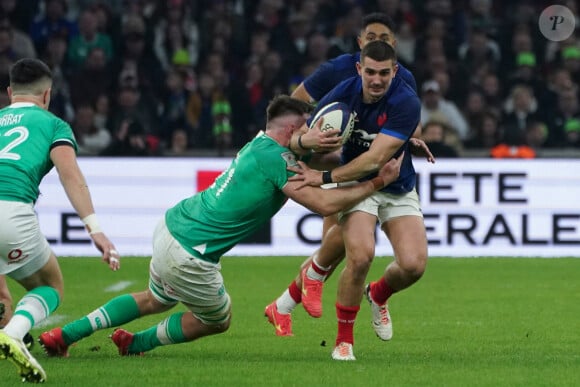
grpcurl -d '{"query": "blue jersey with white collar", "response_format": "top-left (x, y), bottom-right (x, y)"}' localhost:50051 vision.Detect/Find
top-left (303, 52), bottom-right (417, 101)
top-left (310, 76), bottom-right (420, 195)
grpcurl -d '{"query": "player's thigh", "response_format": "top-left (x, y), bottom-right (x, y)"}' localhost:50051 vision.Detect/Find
top-left (382, 216), bottom-right (427, 271)
top-left (322, 213), bottom-right (339, 238)
top-left (342, 210), bottom-right (378, 265)
top-left (0, 201), bottom-right (60, 292)
top-left (150, 219), bottom-right (231, 325)
top-left (14, 253), bottom-right (64, 295)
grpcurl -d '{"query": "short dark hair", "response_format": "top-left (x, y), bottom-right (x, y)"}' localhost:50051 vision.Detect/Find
top-left (362, 13), bottom-right (396, 33)
top-left (9, 58), bottom-right (52, 87)
top-left (266, 95), bottom-right (313, 122)
top-left (360, 40), bottom-right (397, 63)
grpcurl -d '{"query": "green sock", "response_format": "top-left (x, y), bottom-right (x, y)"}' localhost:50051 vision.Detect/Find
top-left (14, 286), bottom-right (60, 327)
top-left (62, 294), bottom-right (140, 344)
top-left (130, 312), bottom-right (186, 353)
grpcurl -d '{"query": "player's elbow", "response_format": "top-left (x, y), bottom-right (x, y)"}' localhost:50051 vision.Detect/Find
top-left (314, 203), bottom-right (341, 217)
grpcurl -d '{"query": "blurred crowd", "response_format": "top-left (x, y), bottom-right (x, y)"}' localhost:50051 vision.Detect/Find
top-left (0, 0), bottom-right (579, 158)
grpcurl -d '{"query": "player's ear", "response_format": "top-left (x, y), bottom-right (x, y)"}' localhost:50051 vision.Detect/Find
top-left (357, 35), bottom-right (363, 49)
top-left (43, 87), bottom-right (52, 107)
top-left (356, 62), bottom-right (362, 76)
top-left (6, 86), bottom-right (12, 99)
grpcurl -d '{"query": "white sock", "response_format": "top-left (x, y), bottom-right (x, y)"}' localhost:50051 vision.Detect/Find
top-left (276, 290), bottom-right (297, 314)
top-left (306, 256), bottom-right (331, 281)
top-left (3, 315), bottom-right (31, 340)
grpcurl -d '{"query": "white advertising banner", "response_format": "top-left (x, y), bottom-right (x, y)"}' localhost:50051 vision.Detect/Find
top-left (36, 158), bottom-right (580, 257)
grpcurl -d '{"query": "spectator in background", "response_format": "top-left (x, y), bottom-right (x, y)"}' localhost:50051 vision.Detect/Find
top-left (507, 51), bottom-right (546, 100)
top-left (395, 20), bottom-right (416, 67)
top-left (29, 0), bottom-right (77, 53)
top-left (501, 84), bottom-right (541, 142)
top-left (0, 17), bottom-right (36, 59)
top-left (421, 120), bottom-right (460, 158)
top-left (464, 109), bottom-right (502, 149)
top-left (563, 118), bottom-right (580, 147)
top-left (107, 84), bottom-right (160, 150)
top-left (164, 128), bottom-right (190, 156)
top-left (420, 79), bottom-right (469, 140)
top-left (463, 88), bottom-right (487, 135)
top-left (93, 93), bottom-right (110, 131)
top-left (186, 72), bottom-right (217, 148)
top-left (72, 102), bottom-right (111, 156)
top-left (560, 45), bottom-right (580, 84)
top-left (67, 8), bottom-right (113, 68)
top-left (100, 119), bottom-right (158, 157)
top-left (41, 33), bottom-right (73, 121)
top-left (261, 50), bottom-right (288, 98)
top-left (305, 32), bottom-right (331, 70)
top-left (545, 88), bottom-right (580, 147)
top-left (525, 120), bottom-right (548, 151)
top-left (327, 5), bottom-right (363, 58)
top-left (69, 46), bottom-right (113, 108)
top-left (112, 14), bottom-right (164, 104)
top-left (273, 12), bottom-right (312, 77)
top-left (480, 71), bottom-right (503, 115)
top-left (153, 0), bottom-right (199, 71)
top-left (0, 0), bottom-right (39, 33)
top-left (158, 67), bottom-right (190, 145)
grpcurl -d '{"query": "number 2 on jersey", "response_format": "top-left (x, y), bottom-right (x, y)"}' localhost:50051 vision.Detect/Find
top-left (0, 126), bottom-right (29, 160)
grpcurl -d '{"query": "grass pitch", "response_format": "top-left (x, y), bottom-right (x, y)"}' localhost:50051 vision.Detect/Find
top-left (3, 256), bottom-right (580, 386)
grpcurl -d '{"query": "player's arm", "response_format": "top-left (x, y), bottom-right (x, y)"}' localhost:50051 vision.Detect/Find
top-left (289, 117), bottom-right (342, 156)
top-left (288, 133), bottom-right (404, 187)
top-left (50, 144), bottom-right (120, 270)
top-left (282, 153), bottom-right (403, 216)
top-left (291, 82), bottom-right (314, 103)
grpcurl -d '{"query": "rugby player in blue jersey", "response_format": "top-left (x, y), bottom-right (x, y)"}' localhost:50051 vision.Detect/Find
top-left (290, 40), bottom-right (428, 360)
top-left (265, 13), bottom-right (433, 339)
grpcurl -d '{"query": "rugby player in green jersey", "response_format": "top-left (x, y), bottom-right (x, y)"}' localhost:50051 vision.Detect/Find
top-left (0, 58), bottom-right (119, 383)
top-left (40, 95), bottom-right (403, 358)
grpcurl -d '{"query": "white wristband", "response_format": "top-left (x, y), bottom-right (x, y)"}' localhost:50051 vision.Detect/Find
top-left (82, 214), bottom-right (102, 235)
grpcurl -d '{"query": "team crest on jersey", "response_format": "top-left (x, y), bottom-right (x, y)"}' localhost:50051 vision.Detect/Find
top-left (281, 151), bottom-right (298, 167)
top-left (377, 112), bottom-right (387, 126)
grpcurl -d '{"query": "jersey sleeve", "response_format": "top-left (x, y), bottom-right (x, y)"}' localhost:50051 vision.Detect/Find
top-left (258, 148), bottom-right (299, 190)
top-left (397, 65), bottom-right (418, 93)
top-left (52, 117), bottom-right (78, 151)
top-left (303, 61), bottom-right (337, 102)
top-left (381, 95), bottom-right (421, 140)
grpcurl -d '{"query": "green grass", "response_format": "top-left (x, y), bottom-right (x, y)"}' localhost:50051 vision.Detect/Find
top-left (4, 257), bottom-right (580, 386)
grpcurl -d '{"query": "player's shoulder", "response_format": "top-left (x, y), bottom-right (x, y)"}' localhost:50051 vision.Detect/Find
top-left (246, 132), bottom-right (296, 167)
top-left (327, 52), bottom-right (359, 70)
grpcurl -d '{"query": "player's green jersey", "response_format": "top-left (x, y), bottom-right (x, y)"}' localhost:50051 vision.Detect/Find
top-left (0, 102), bottom-right (76, 203)
top-left (166, 131), bottom-right (298, 264)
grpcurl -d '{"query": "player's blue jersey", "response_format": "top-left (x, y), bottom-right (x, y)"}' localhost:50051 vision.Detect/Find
top-left (303, 52), bottom-right (417, 101)
top-left (310, 76), bottom-right (420, 195)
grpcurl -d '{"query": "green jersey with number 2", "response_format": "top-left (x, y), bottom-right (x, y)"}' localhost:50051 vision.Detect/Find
top-left (166, 131), bottom-right (298, 264)
top-left (0, 103), bottom-right (76, 203)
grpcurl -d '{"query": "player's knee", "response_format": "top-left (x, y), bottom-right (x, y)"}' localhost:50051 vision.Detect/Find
top-left (346, 252), bottom-right (374, 277)
top-left (398, 252), bottom-right (427, 280)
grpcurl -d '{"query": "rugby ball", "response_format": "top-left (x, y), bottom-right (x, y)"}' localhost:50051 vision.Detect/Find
top-left (309, 102), bottom-right (355, 144)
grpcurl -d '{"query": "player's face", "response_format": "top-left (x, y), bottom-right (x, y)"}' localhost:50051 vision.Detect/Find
top-left (358, 23), bottom-right (396, 49)
top-left (357, 58), bottom-right (397, 103)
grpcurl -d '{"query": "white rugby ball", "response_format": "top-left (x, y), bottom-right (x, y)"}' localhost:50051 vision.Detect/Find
top-left (309, 102), bottom-right (355, 144)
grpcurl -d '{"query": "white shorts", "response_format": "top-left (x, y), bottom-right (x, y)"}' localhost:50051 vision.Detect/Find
top-left (0, 200), bottom-right (51, 280)
top-left (339, 189), bottom-right (423, 225)
top-left (148, 218), bottom-right (231, 325)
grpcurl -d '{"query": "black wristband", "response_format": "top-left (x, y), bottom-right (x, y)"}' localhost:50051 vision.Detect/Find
top-left (322, 170), bottom-right (333, 184)
top-left (297, 135), bottom-right (308, 150)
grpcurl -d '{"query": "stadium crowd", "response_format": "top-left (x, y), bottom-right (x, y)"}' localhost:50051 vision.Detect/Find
top-left (0, 0), bottom-right (579, 158)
